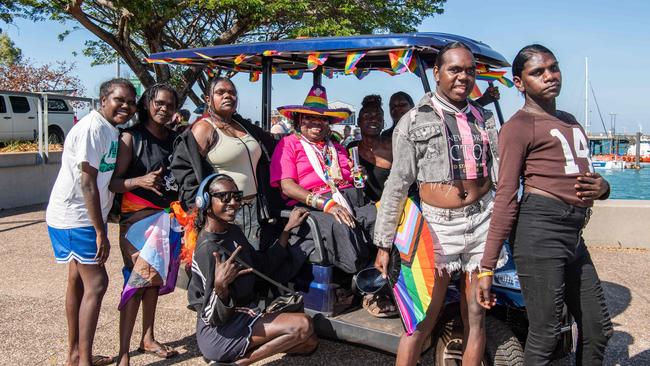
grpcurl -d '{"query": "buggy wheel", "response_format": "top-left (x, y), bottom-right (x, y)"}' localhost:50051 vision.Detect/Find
top-left (484, 315), bottom-right (524, 366)
top-left (432, 315), bottom-right (488, 366)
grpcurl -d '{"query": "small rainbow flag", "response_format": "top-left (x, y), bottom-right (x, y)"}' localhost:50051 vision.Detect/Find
top-left (249, 71), bottom-right (260, 82)
top-left (262, 50), bottom-right (280, 56)
top-left (389, 49), bottom-right (414, 74)
top-left (234, 54), bottom-right (252, 65)
top-left (323, 68), bottom-right (334, 79)
top-left (344, 51), bottom-right (366, 74)
top-left (408, 57), bottom-right (421, 76)
top-left (476, 70), bottom-right (514, 87)
top-left (470, 84), bottom-right (483, 99)
top-left (307, 52), bottom-right (329, 70)
top-left (287, 69), bottom-right (304, 80)
top-left (390, 198), bottom-right (436, 335)
top-left (354, 69), bottom-right (370, 80)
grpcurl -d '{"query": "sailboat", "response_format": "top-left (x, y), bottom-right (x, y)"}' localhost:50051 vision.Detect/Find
top-left (586, 57), bottom-right (625, 170)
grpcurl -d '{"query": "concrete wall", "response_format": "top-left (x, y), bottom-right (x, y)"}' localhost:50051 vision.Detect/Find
top-left (0, 153), bottom-right (648, 249)
top-left (583, 199), bottom-right (650, 249)
top-left (0, 152), bottom-right (61, 210)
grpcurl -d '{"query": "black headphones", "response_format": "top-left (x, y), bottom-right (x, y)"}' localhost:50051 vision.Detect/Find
top-left (195, 173), bottom-right (228, 211)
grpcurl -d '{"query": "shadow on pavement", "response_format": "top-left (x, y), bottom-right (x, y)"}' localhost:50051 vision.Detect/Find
top-left (602, 281), bottom-right (650, 365)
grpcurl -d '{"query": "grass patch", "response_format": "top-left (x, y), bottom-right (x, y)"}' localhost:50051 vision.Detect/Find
top-left (0, 140), bottom-right (63, 153)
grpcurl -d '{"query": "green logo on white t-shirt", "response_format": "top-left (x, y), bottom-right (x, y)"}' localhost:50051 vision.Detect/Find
top-left (99, 141), bottom-right (118, 172)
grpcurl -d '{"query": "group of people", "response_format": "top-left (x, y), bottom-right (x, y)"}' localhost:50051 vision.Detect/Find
top-left (45, 41), bottom-right (612, 366)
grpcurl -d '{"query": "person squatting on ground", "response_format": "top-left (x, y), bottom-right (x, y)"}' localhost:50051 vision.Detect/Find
top-left (269, 85), bottom-right (378, 284)
top-left (374, 42), bottom-right (508, 366)
top-left (172, 77), bottom-right (277, 249)
top-left (109, 83), bottom-right (181, 365)
top-left (478, 44), bottom-right (612, 366)
top-left (46, 78), bottom-right (137, 366)
top-left (188, 174), bottom-right (318, 365)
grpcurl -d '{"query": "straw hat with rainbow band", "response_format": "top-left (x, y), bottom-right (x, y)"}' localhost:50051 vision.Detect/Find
top-left (277, 85), bottom-right (351, 124)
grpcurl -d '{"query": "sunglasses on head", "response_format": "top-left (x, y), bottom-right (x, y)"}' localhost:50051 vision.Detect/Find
top-left (209, 191), bottom-right (244, 203)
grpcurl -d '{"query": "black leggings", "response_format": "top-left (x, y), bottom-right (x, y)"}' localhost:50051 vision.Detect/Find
top-left (512, 193), bottom-right (612, 366)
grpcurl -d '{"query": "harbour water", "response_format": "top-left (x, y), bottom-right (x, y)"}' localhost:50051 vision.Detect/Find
top-left (597, 166), bottom-right (650, 200)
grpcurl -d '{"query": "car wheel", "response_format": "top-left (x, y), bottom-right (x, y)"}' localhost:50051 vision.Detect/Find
top-left (433, 315), bottom-right (488, 366)
top-left (484, 315), bottom-right (525, 366)
top-left (48, 128), bottom-right (64, 145)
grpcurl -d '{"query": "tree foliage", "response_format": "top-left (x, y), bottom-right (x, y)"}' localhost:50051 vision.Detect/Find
top-left (0, 59), bottom-right (85, 97)
top-left (14, 0), bottom-right (446, 105)
top-left (0, 32), bottom-right (23, 65)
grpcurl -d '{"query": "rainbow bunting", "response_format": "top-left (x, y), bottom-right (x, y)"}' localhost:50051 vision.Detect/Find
top-left (307, 52), bottom-right (329, 70)
top-left (249, 71), bottom-right (260, 82)
top-left (390, 198), bottom-right (436, 335)
top-left (389, 49), bottom-right (414, 74)
top-left (145, 57), bottom-right (193, 65)
top-left (476, 70), bottom-right (514, 87)
top-left (234, 54), bottom-right (252, 65)
top-left (378, 68), bottom-right (398, 76)
top-left (470, 84), bottom-right (483, 99)
top-left (194, 52), bottom-right (215, 60)
top-left (323, 68), bottom-right (334, 79)
top-left (344, 51), bottom-right (366, 74)
top-left (262, 50), bottom-right (280, 56)
top-left (287, 69), bottom-right (304, 80)
top-left (408, 57), bottom-right (421, 76)
top-left (353, 69), bottom-right (370, 80)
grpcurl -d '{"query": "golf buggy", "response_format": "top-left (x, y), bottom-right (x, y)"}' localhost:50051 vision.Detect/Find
top-left (152, 33), bottom-right (574, 365)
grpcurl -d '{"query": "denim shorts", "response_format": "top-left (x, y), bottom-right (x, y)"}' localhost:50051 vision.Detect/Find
top-left (421, 190), bottom-right (506, 273)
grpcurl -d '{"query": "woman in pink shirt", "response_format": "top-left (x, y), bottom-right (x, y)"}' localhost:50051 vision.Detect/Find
top-left (270, 85), bottom-right (378, 285)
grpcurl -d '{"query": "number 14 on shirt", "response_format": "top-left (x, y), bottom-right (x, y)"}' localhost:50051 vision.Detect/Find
top-left (550, 128), bottom-right (594, 175)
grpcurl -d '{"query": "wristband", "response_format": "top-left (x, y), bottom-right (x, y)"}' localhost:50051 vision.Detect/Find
top-left (323, 199), bottom-right (337, 213)
top-left (477, 271), bottom-right (494, 279)
top-left (305, 193), bottom-right (314, 207)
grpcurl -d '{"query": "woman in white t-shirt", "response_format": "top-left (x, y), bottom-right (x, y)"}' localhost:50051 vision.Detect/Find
top-left (46, 78), bottom-right (137, 366)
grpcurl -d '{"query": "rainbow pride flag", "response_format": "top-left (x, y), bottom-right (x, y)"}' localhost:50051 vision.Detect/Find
top-left (391, 198), bottom-right (436, 335)
top-left (354, 69), bottom-right (370, 80)
top-left (470, 84), bottom-right (483, 99)
top-left (249, 71), bottom-right (260, 82)
top-left (344, 51), bottom-right (366, 74)
top-left (287, 69), bottom-right (304, 80)
top-left (476, 70), bottom-right (514, 87)
top-left (307, 52), bottom-right (329, 70)
top-left (262, 50), bottom-right (280, 56)
top-left (234, 54), bottom-right (252, 65)
top-left (389, 49), bottom-right (413, 74)
top-left (323, 68), bottom-right (335, 79)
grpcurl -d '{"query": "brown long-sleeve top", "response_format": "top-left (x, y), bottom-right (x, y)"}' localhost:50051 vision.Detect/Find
top-left (481, 109), bottom-right (598, 269)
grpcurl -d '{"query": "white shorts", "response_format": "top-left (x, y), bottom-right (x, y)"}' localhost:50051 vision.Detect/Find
top-left (421, 190), bottom-right (507, 274)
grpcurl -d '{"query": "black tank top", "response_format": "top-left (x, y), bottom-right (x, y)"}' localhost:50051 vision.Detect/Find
top-left (347, 141), bottom-right (391, 202)
top-left (124, 124), bottom-right (178, 208)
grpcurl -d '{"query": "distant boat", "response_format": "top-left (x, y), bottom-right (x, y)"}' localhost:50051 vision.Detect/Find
top-left (592, 159), bottom-right (625, 169)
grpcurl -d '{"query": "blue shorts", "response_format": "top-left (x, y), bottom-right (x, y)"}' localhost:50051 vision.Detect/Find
top-left (48, 225), bottom-right (100, 264)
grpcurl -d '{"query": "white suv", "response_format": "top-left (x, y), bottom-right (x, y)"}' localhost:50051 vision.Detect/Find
top-left (0, 92), bottom-right (76, 144)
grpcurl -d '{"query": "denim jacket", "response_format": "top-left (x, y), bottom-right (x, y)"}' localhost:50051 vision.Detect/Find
top-left (374, 93), bottom-right (500, 248)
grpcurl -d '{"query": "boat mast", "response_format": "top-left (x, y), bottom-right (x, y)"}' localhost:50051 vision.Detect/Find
top-left (585, 57), bottom-right (589, 134)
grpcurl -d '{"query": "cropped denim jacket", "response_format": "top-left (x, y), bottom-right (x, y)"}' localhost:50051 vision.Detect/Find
top-left (374, 93), bottom-right (500, 248)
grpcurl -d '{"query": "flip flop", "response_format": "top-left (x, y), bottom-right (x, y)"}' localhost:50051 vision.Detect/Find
top-left (91, 355), bottom-right (113, 366)
top-left (137, 344), bottom-right (178, 359)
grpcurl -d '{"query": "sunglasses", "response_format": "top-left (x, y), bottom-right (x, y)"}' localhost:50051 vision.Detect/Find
top-left (209, 191), bottom-right (244, 203)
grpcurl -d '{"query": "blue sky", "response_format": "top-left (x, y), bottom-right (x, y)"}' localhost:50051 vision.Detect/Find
top-left (3, 0), bottom-right (649, 133)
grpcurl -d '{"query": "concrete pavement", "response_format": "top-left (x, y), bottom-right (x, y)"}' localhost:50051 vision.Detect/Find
top-left (1, 205), bottom-right (648, 365)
